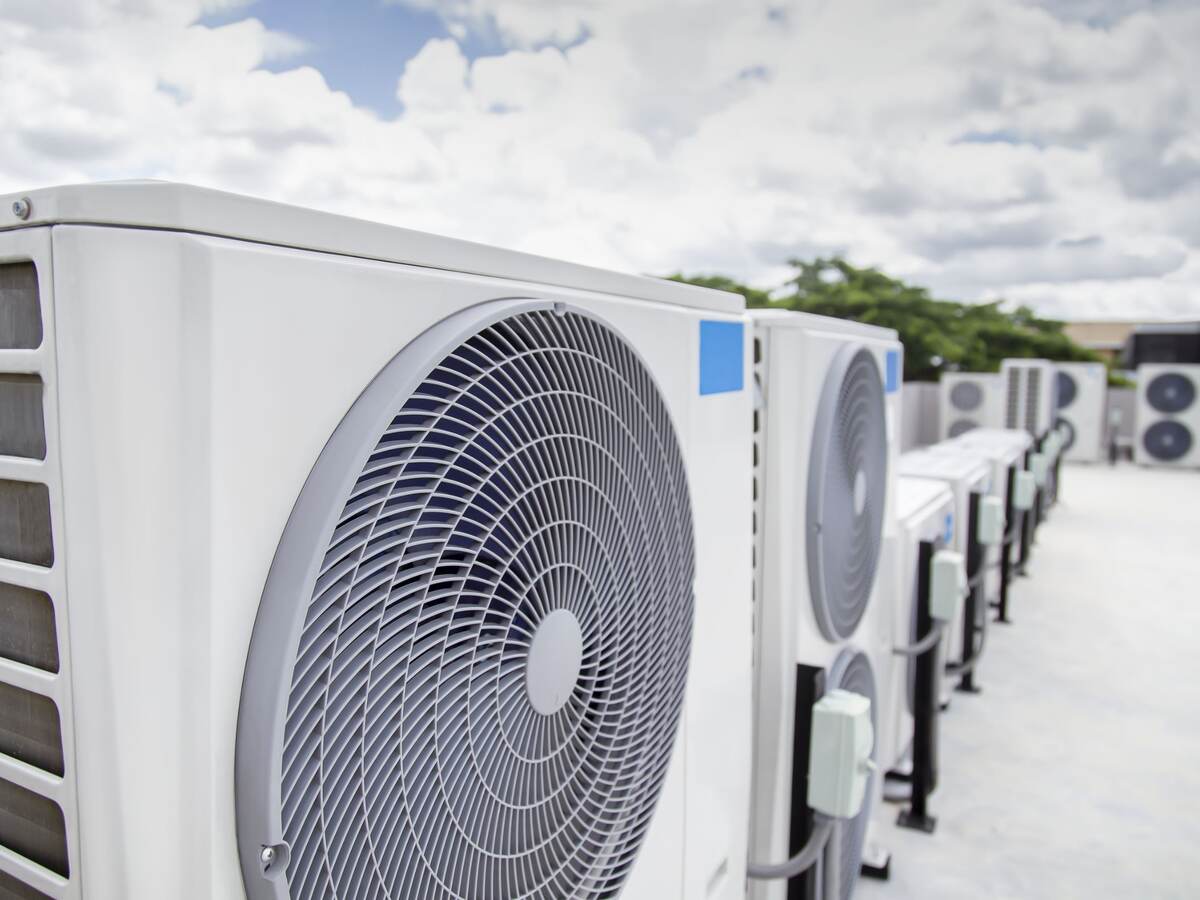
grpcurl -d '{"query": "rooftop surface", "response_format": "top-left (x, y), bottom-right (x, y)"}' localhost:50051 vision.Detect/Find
top-left (860, 462), bottom-right (1200, 900)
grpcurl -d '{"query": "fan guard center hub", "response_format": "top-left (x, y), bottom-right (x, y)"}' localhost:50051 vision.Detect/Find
top-left (525, 608), bottom-right (584, 715)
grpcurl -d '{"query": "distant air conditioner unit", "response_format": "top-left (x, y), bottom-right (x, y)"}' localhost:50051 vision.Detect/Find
top-left (1135, 363), bottom-right (1200, 469)
top-left (895, 450), bottom-right (991, 695)
top-left (1054, 362), bottom-right (1107, 463)
top-left (938, 372), bottom-right (1001, 440)
top-left (0, 182), bottom-right (755, 900)
top-left (749, 310), bottom-right (902, 900)
top-left (1000, 359), bottom-right (1057, 440)
top-left (879, 477), bottom-right (955, 775)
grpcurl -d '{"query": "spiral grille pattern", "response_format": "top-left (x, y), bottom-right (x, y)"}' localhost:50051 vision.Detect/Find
top-left (949, 381), bottom-right (983, 412)
top-left (807, 346), bottom-right (888, 641)
top-left (270, 307), bottom-right (694, 900)
top-left (1056, 371), bottom-right (1077, 409)
top-left (826, 649), bottom-right (876, 900)
top-left (1146, 372), bottom-right (1196, 414)
top-left (1143, 420), bottom-right (1193, 461)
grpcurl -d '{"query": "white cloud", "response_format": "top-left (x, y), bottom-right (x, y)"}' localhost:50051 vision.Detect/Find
top-left (1, 0), bottom-right (1198, 319)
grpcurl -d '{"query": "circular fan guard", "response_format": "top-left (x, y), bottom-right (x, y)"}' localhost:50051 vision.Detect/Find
top-left (1146, 373), bottom-right (1196, 414)
top-left (1056, 371), bottom-right (1077, 409)
top-left (1055, 417), bottom-right (1077, 452)
top-left (948, 419), bottom-right (978, 438)
top-left (1143, 420), bottom-right (1193, 461)
top-left (949, 381), bottom-right (983, 412)
top-left (807, 345), bottom-right (888, 641)
top-left (236, 302), bottom-right (695, 900)
top-left (826, 648), bottom-right (876, 900)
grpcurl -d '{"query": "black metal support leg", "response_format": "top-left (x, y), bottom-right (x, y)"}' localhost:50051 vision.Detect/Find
top-left (956, 492), bottom-right (984, 693)
top-left (898, 540), bottom-right (938, 834)
top-left (995, 465), bottom-right (1015, 624)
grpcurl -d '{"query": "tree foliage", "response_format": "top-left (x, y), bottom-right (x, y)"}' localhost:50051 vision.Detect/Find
top-left (668, 257), bottom-right (1109, 382)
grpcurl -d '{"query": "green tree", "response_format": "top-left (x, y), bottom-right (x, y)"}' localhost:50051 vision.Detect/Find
top-left (669, 258), bottom-right (1110, 382)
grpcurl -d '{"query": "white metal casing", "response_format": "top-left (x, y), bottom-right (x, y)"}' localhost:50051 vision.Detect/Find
top-left (749, 310), bottom-right (902, 900)
top-left (0, 182), bottom-right (754, 900)
top-left (1054, 362), bottom-right (1107, 464)
top-left (878, 477), bottom-right (954, 772)
top-left (895, 450), bottom-right (990, 685)
top-left (929, 429), bottom-right (1032, 597)
top-left (806, 690), bottom-right (874, 820)
top-left (1000, 358), bottom-right (1058, 440)
top-left (1134, 363), bottom-right (1200, 469)
top-left (938, 372), bottom-right (1001, 440)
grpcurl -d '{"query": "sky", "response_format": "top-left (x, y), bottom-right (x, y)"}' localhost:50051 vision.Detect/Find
top-left (1, 0), bottom-right (1197, 320)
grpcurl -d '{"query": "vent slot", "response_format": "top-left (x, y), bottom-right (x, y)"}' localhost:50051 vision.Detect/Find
top-left (0, 777), bottom-right (68, 877)
top-left (0, 264), bottom-right (42, 351)
top-left (1005, 368), bottom-right (1021, 428)
top-left (1025, 368), bottom-right (1041, 434)
top-left (0, 481), bottom-right (53, 567)
top-left (0, 583), bottom-right (58, 673)
top-left (0, 867), bottom-right (52, 900)
top-left (0, 376), bottom-right (46, 460)
top-left (0, 683), bottom-right (63, 776)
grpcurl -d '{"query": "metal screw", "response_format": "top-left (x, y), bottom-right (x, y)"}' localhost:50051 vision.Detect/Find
top-left (12, 198), bottom-right (31, 220)
top-left (260, 847), bottom-right (275, 866)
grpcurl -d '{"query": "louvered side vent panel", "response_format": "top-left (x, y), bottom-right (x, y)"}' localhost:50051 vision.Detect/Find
top-left (0, 244), bottom-right (81, 900)
top-left (1004, 367), bottom-right (1021, 429)
top-left (1025, 367), bottom-right (1041, 435)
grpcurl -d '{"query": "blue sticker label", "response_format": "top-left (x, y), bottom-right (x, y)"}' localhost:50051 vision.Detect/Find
top-left (885, 349), bottom-right (900, 394)
top-left (699, 320), bottom-right (745, 395)
top-left (943, 513), bottom-right (954, 545)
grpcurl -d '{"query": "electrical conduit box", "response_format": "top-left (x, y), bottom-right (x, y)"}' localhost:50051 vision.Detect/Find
top-left (1013, 470), bottom-right (1037, 510)
top-left (930, 550), bottom-right (966, 623)
top-left (1030, 452), bottom-right (1049, 487)
top-left (977, 496), bottom-right (1004, 546)
top-left (806, 690), bottom-right (875, 820)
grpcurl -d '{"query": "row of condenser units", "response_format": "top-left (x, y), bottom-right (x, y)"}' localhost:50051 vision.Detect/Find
top-left (0, 182), bottom-right (1056, 900)
top-left (940, 358), bottom-right (1200, 468)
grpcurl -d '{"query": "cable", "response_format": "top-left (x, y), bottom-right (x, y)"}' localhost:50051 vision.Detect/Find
top-left (893, 621), bottom-right (945, 657)
top-left (747, 814), bottom-right (836, 880)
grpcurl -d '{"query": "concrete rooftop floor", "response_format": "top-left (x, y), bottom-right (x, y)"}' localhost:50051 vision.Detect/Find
top-left (858, 462), bottom-right (1200, 900)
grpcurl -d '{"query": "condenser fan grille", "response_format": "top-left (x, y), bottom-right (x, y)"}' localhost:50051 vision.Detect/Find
top-left (1146, 373), bottom-right (1196, 414)
top-left (1143, 420), bottom-right (1193, 461)
top-left (807, 345), bottom-right (887, 641)
top-left (1056, 417), bottom-right (1077, 451)
top-left (237, 303), bottom-right (695, 900)
top-left (1056, 371), bottom-right (1077, 409)
top-left (826, 649), bottom-right (876, 900)
top-left (949, 381), bottom-right (983, 412)
top-left (948, 419), bottom-right (978, 438)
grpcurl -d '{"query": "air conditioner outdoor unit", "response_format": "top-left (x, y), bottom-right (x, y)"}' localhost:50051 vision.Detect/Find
top-left (938, 372), bottom-right (1001, 440)
top-left (1000, 358), bottom-right (1057, 440)
top-left (879, 476), bottom-right (955, 775)
top-left (1135, 364), bottom-right (1200, 469)
top-left (749, 310), bottom-right (902, 900)
top-left (1054, 362), bottom-right (1107, 464)
top-left (895, 449), bottom-right (991, 694)
top-left (0, 182), bottom-right (756, 900)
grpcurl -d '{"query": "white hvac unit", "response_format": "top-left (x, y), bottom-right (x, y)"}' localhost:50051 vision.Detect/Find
top-left (878, 477), bottom-right (955, 775)
top-left (749, 310), bottom-right (902, 900)
top-left (0, 182), bottom-right (756, 900)
top-left (894, 451), bottom-right (990, 687)
top-left (938, 372), bottom-right (1001, 440)
top-left (1054, 362), bottom-right (1107, 464)
top-left (1000, 358), bottom-right (1057, 440)
top-left (1135, 364), bottom-right (1200, 469)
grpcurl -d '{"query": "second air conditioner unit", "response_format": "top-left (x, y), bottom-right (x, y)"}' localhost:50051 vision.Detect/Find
top-left (1001, 358), bottom-right (1057, 441)
top-left (749, 310), bottom-right (902, 900)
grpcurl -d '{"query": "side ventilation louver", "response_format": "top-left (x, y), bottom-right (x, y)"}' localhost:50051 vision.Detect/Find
top-left (0, 255), bottom-right (77, 898)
